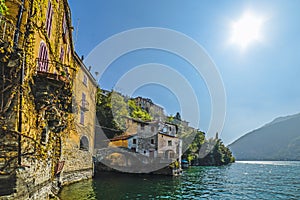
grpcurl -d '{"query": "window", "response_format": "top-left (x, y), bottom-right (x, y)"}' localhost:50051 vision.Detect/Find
top-left (62, 15), bottom-right (68, 43)
top-left (163, 127), bottom-right (167, 133)
top-left (151, 126), bottom-right (154, 132)
top-left (168, 140), bottom-right (172, 146)
top-left (41, 127), bottom-right (49, 144)
top-left (60, 46), bottom-right (64, 62)
top-left (62, 15), bottom-right (67, 35)
top-left (46, 0), bottom-right (53, 37)
top-left (141, 124), bottom-right (145, 130)
top-left (80, 109), bottom-right (84, 125)
top-left (82, 92), bottom-right (86, 107)
top-left (133, 139), bottom-right (136, 144)
top-left (83, 74), bottom-right (88, 86)
top-left (67, 45), bottom-right (71, 61)
top-left (169, 127), bottom-right (172, 131)
top-left (79, 136), bottom-right (89, 151)
top-left (151, 139), bottom-right (154, 144)
top-left (38, 42), bottom-right (48, 72)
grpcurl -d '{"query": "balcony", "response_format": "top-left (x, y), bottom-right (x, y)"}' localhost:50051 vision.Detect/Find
top-left (0, 16), bottom-right (23, 49)
top-left (35, 58), bottom-right (70, 84)
top-left (0, 16), bottom-right (15, 43)
top-left (80, 99), bottom-right (89, 111)
top-left (32, 58), bottom-right (73, 112)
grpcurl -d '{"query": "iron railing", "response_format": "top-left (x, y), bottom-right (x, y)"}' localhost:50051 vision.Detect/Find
top-left (36, 58), bottom-right (71, 81)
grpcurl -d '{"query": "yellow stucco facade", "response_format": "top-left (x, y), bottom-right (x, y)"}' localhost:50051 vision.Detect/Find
top-left (0, 0), bottom-right (97, 198)
top-left (109, 139), bottom-right (129, 148)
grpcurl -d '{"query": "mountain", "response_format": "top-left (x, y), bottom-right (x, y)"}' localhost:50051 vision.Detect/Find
top-left (229, 113), bottom-right (300, 161)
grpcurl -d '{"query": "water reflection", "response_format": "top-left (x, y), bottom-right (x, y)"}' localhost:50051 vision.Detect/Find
top-left (59, 163), bottom-right (300, 200)
top-left (60, 172), bottom-right (184, 199)
top-left (93, 173), bottom-right (182, 199)
top-left (59, 179), bottom-right (96, 200)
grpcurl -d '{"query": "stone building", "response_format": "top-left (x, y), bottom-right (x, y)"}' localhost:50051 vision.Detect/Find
top-left (61, 53), bottom-right (97, 185)
top-left (157, 122), bottom-right (182, 163)
top-left (134, 96), bottom-right (165, 120)
top-left (0, 0), bottom-right (97, 199)
top-left (108, 118), bottom-right (182, 164)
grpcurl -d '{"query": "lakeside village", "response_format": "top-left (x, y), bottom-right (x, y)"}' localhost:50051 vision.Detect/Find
top-left (0, 0), bottom-right (234, 199)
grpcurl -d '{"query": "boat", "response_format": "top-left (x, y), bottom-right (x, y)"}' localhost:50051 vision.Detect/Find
top-left (181, 160), bottom-right (189, 169)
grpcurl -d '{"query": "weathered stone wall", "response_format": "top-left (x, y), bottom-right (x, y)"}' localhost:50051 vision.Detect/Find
top-left (0, 160), bottom-right (53, 200)
top-left (61, 168), bottom-right (93, 186)
top-left (125, 118), bottom-right (139, 135)
top-left (157, 133), bottom-right (181, 159)
top-left (60, 134), bottom-right (94, 186)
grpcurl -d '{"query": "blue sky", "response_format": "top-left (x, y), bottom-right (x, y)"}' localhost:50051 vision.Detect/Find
top-left (68, 0), bottom-right (300, 144)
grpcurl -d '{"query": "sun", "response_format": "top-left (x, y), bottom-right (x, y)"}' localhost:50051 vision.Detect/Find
top-left (230, 11), bottom-right (264, 49)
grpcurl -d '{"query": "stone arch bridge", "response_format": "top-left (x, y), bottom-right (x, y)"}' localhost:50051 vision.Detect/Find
top-left (94, 147), bottom-right (174, 174)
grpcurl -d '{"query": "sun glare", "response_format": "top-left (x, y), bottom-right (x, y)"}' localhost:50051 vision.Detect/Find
top-left (230, 11), bottom-right (264, 50)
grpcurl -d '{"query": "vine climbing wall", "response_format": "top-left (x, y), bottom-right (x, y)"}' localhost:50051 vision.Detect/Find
top-left (0, 0), bottom-right (96, 198)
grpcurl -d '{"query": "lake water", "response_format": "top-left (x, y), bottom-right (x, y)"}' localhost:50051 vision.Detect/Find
top-left (59, 161), bottom-right (300, 199)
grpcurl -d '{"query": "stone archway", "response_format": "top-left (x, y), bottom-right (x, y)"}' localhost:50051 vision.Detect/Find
top-left (164, 150), bottom-right (175, 159)
top-left (80, 136), bottom-right (89, 151)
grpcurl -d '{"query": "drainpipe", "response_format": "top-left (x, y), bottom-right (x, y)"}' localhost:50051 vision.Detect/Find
top-left (17, 51), bottom-right (25, 166)
top-left (15, 0), bottom-right (25, 166)
top-left (13, 0), bottom-right (25, 50)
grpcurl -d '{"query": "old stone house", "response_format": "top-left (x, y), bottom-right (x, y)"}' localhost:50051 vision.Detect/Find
top-left (134, 96), bottom-right (165, 120)
top-left (156, 122), bottom-right (182, 164)
top-left (109, 118), bottom-right (182, 164)
top-left (0, 0), bottom-right (97, 199)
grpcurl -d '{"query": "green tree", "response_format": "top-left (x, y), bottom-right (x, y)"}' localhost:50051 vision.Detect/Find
top-left (110, 91), bottom-right (129, 130)
top-left (166, 115), bottom-right (174, 123)
top-left (198, 138), bottom-right (235, 166)
top-left (96, 90), bottom-right (128, 131)
top-left (183, 131), bottom-right (235, 166)
top-left (128, 99), bottom-right (152, 121)
top-left (175, 112), bottom-right (181, 121)
top-left (182, 130), bottom-right (205, 163)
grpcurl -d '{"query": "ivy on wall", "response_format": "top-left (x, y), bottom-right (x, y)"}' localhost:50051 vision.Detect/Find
top-left (0, 0), bottom-right (78, 177)
top-left (0, 0), bottom-right (8, 15)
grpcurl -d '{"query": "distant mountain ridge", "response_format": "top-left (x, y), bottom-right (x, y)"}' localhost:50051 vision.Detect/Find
top-left (229, 113), bottom-right (300, 161)
top-left (262, 113), bottom-right (300, 128)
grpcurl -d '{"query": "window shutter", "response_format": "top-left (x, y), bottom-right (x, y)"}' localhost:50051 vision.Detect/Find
top-left (46, 1), bottom-right (53, 37)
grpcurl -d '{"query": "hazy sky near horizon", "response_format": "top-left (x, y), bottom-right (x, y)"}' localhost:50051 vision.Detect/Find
top-left (68, 0), bottom-right (300, 144)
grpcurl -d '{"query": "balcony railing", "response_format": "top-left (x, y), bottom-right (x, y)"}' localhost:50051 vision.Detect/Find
top-left (0, 15), bottom-right (23, 48)
top-left (0, 16), bottom-right (15, 42)
top-left (80, 99), bottom-right (89, 111)
top-left (36, 58), bottom-right (70, 83)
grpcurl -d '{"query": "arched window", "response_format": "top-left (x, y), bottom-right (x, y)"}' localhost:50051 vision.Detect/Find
top-left (46, 0), bottom-right (53, 37)
top-left (38, 42), bottom-right (48, 72)
top-left (79, 136), bottom-right (89, 151)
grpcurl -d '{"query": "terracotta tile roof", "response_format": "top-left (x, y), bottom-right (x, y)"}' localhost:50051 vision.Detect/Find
top-left (110, 134), bottom-right (136, 141)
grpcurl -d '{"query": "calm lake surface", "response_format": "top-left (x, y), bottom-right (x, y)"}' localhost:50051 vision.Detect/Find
top-left (59, 161), bottom-right (300, 199)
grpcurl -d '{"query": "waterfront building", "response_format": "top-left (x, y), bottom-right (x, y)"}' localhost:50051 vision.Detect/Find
top-left (108, 118), bottom-right (182, 166)
top-left (0, 0), bottom-right (97, 199)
